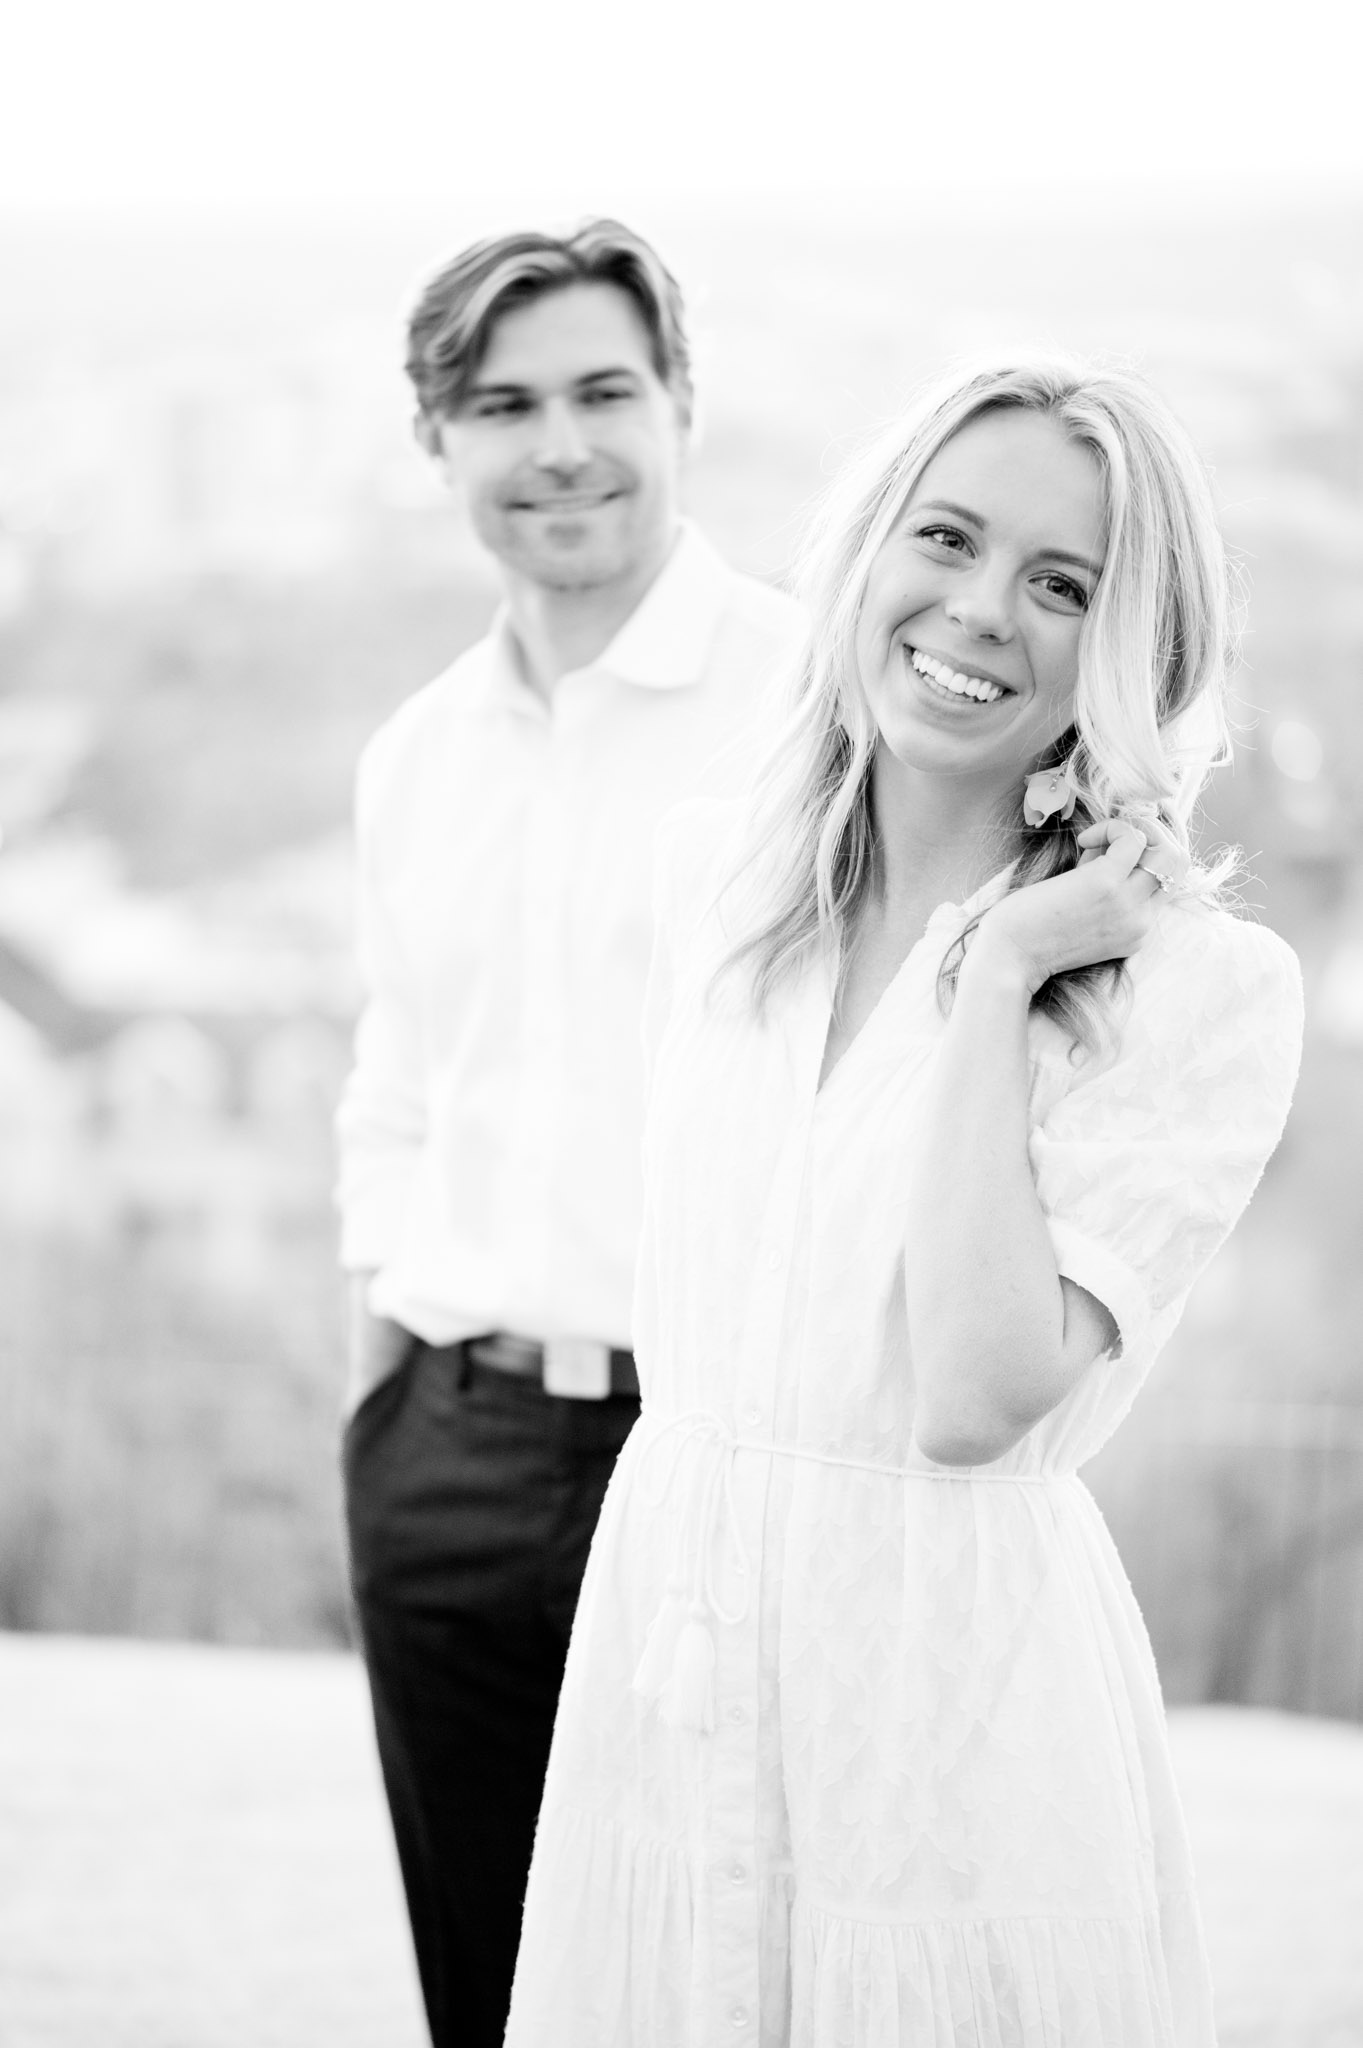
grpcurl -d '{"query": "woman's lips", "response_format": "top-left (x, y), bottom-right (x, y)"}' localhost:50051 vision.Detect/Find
top-left (905, 645), bottom-right (1013, 705)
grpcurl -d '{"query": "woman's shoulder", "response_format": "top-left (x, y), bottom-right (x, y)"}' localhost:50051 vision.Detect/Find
top-left (1120, 895), bottom-right (1304, 1083)
top-left (1032, 896), bottom-right (1304, 1136)
top-left (1139, 894), bottom-right (1302, 1008)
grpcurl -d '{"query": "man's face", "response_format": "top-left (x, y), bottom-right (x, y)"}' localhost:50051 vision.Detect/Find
top-left (430, 282), bottom-right (687, 594)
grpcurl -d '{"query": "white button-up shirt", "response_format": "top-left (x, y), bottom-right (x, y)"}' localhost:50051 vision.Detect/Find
top-left (335, 523), bottom-right (805, 1405)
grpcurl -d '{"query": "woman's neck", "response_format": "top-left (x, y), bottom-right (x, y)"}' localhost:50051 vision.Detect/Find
top-left (869, 752), bottom-right (1018, 921)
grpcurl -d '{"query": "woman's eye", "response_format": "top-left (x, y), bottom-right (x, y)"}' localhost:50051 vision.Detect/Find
top-left (1038, 573), bottom-right (1088, 610)
top-left (915, 524), bottom-right (970, 553)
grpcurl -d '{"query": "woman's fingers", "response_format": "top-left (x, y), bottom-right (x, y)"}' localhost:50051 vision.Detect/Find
top-left (1075, 818), bottom-right (1147, 861)
top-left (1075, 816), bottom-right (1156, 849)
top-left (1074, 813), bottom-right (1188, 894)
top-left (1101, 824), bottom-right (1150, 880)
top-left (1075, 818), bottom-right (1135, 868)
top-left (1132, 817), bottom-right (1190, 894)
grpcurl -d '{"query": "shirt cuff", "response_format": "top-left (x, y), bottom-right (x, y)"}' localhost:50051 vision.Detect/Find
top-left (1046, 1219), bottom-right (1152, 1366)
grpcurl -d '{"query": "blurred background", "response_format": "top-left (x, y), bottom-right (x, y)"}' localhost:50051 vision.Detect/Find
top-left (3, 195), bottom-right (1363, 1711)
top-left (1, 0), bottom-right (1362, 2038)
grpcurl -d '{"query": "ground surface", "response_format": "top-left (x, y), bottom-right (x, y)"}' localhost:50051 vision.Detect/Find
top-left (1, 1633), bottom-right (1361, 2047)
top-left (0, 1634), bottom-right (425, 2048)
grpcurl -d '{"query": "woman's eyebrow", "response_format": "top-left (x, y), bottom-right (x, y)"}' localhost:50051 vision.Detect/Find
top-left (1042, 547), bottom-right (1104, 577)
top-left (915, 497), bottom-right (984, 526)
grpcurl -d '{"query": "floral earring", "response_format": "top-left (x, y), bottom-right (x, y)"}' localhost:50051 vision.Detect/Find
top-left (1022, 762), bottom-right (1078, 829)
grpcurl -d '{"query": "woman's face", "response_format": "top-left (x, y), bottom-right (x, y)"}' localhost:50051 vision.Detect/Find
top-left (854, 408), bottom-right (1107, 798)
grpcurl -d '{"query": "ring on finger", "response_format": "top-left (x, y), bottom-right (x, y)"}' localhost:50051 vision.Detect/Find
top-left (1136, 854), bottom-right (1176, 893)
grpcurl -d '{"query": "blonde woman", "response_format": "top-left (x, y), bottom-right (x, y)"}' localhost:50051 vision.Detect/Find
top-left (505, 357), bottom-right (1304, 2046)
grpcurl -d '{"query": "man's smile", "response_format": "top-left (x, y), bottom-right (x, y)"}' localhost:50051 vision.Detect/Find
top-left (509, 488), bottom-right (623, 513)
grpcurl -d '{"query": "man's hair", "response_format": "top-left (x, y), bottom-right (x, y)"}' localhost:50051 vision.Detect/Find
top-left (405, 217), bottom-right (692, 424)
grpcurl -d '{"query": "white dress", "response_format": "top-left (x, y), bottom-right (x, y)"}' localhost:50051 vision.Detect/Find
top-left (505, 800), bottom-right (1304, 2048)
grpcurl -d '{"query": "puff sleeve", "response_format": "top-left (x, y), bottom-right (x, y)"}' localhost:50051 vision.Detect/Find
top-left (1027, 906), bottom-right (1304, 1369)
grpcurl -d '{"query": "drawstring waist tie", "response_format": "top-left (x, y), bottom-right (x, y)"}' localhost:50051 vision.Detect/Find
top-left (628, 1409), bottom-right (1075, 1735)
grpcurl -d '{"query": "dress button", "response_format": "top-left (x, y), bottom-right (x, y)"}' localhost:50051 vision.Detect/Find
top-left (743, 1405), bottom-right (761, 1427)
top-left (729, 2005), bottom-right (749, 2029)
top-left (766, 1249), bottom-right (783, 1271)
top-left (729, 1861), bottom-right (747, 1884)
top-left (727, 1704), bottom-right (745, 1724)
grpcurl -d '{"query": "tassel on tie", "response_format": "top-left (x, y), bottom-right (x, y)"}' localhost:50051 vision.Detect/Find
top-left (659, 1600), bottom-right (716, 1734)
top-left (629, 1414), bottom-right (750, 1738)
top-left (631, 1579), bottom-right (687, 1703)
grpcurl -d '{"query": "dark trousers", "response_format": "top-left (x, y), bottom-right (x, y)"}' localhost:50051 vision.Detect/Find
top-left (343, 1337), bottom-right (640, 2048)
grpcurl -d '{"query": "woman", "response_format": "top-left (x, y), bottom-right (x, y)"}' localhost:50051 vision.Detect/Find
top-left (504, 356), bottom-right (1304, 2046)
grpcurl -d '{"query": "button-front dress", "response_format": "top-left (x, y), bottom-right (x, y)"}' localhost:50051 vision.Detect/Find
top-left (505, 800), bottom-right (1304, 2048)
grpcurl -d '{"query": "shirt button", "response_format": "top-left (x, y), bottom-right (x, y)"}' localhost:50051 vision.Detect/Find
top-left (743, 1405), bottom-right (761, 1427)
top-left (728, 1861), bottom-right (747, 1884)
top-left (766, 1250), bottom-right (783, 1271)
top-left (729, 2006), bottom-right (749, 2029)
top-left (727, 1704), bottom-right (745, 1724)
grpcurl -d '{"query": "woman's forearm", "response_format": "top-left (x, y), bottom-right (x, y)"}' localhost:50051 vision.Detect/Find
top-left (905, 933), bottom-right (1109, 1464)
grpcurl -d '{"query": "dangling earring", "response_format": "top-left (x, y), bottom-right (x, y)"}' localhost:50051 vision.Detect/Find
top-left (1023, 762), bottom-right (1078, 829)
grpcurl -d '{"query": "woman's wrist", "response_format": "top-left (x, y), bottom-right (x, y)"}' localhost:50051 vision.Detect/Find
top-left (957, 923), bottom-right (1044, 1002)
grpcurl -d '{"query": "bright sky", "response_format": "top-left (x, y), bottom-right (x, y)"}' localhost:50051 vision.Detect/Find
top-left (2, 0), bottom-right (1359, 216)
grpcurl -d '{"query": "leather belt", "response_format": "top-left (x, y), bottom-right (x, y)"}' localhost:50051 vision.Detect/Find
top-left (465, 1331), bottom-right (639, 1401)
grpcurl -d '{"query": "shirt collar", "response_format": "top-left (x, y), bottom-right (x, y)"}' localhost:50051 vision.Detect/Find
top-left (479, 519), bottom-right (732, 712)
top-left (596, 520), bottom-right (732, 691)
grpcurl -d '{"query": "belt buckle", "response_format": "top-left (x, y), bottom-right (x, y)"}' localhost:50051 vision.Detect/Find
top-left (543, 1337), bottom-right (612, 1401)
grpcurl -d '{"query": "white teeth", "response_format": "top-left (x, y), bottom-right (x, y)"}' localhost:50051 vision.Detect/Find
top-left (910, 648), bottom-right (1004, 704)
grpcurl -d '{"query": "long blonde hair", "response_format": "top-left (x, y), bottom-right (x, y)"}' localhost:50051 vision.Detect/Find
top-left (722, 353), bottom-right (1239, 1052)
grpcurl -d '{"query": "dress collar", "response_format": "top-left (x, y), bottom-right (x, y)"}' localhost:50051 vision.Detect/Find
top-left (924, 862), bottom-right (1018, 933)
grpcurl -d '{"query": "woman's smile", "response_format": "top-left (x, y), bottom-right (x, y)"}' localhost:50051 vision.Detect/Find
top-left (905, 645), bottom-right (1015, 706)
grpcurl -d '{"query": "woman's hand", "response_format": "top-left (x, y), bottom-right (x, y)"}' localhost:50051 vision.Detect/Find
top-left (1075, 812), bottom-right (1187, 884)
top-left (967, 817), bottom-right (1178, 995)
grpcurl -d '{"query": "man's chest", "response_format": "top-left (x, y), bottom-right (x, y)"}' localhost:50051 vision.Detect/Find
top-left (374, 709), bottom-right (721, 994)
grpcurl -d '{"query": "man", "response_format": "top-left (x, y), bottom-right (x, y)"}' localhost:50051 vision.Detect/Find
top-left (336, 219), bottom-right (805, 2048)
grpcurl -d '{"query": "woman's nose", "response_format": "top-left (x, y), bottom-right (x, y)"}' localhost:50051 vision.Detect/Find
top-left (533, 398), bottom-right (591, 474)
top-left (944, 571), bottom-right (1013, 643)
